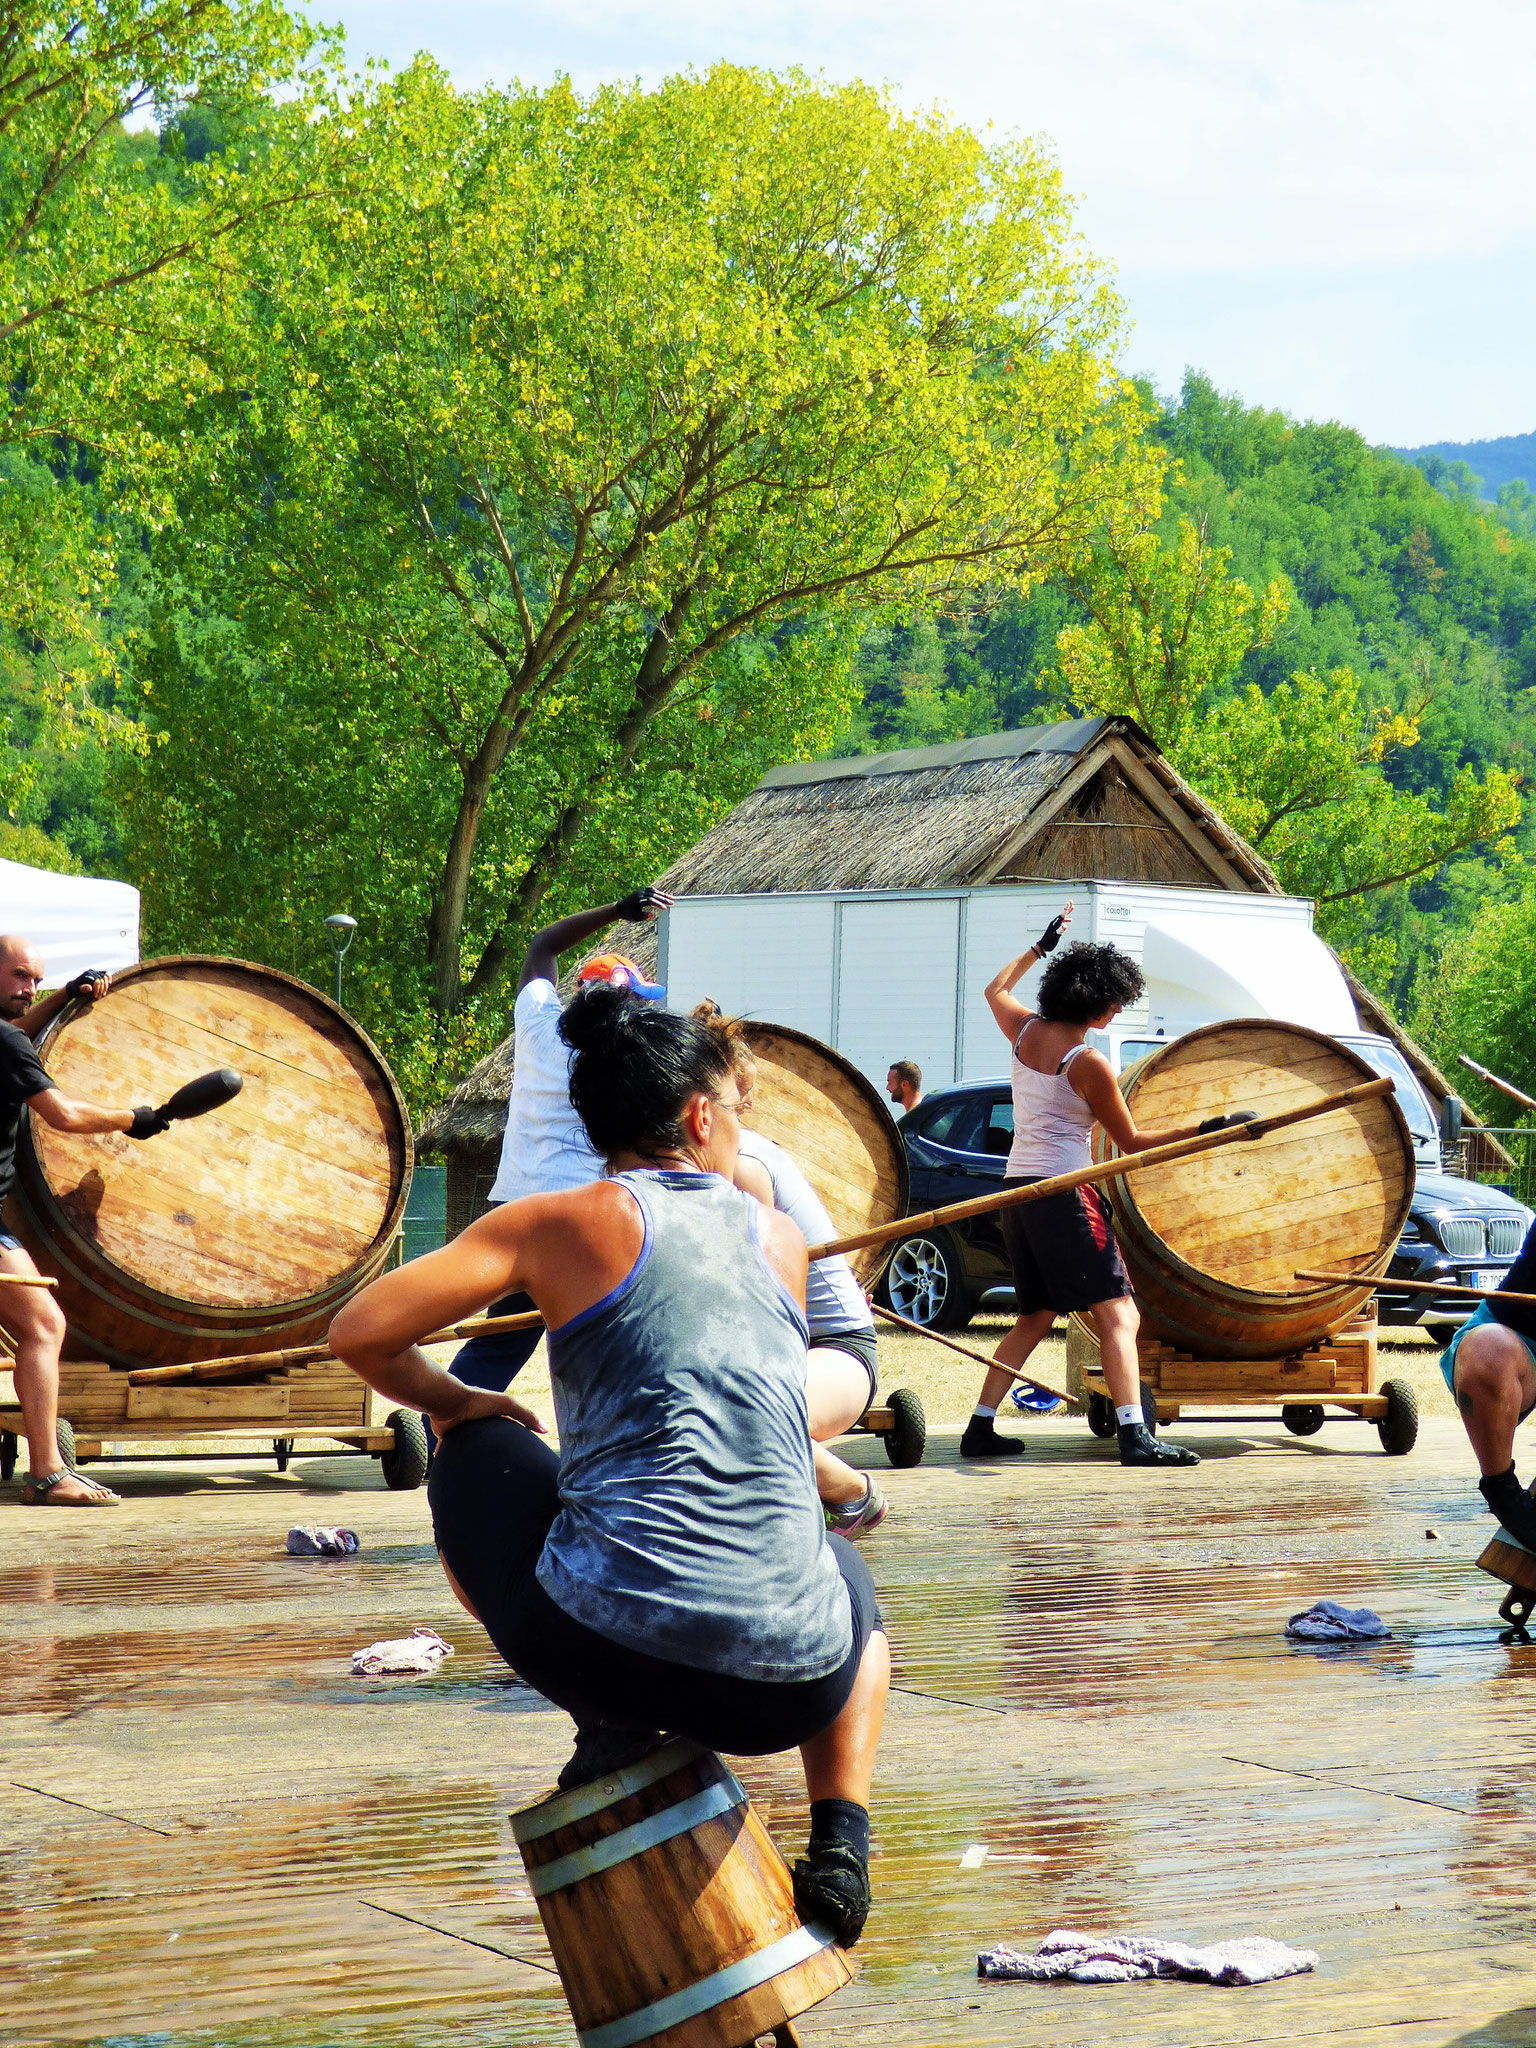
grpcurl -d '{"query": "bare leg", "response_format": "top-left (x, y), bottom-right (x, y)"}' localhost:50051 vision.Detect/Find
top-left (806, 1350), bottom-right (872, 1506)
top-left (1089, 1294), bottom-right (1141, 1408)
top-left (800, 1629), bottom-right (889, 1806)
top-left (975, 1307), bottom-right (1055, 1413)
top-left (1, 1245), bottom-right (116, 1504)
top-left (1453, 1323), bottom-right (1536, 1477)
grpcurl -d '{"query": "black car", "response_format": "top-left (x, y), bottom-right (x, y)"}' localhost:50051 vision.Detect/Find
top-left (878, 1077), bottom-right (1534, 1334)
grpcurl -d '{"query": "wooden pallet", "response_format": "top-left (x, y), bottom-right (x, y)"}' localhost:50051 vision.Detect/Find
top-left (1069, 1309), bottom-right (1387, 1421)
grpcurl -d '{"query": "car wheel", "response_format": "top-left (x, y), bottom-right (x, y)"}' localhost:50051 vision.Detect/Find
top-left (879, 1228), bottom-right (977, 1332)
top-left (1424, 1323), bottom-right (1458, 1348)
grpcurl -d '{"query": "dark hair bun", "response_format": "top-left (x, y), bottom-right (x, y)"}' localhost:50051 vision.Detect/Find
top-left (559, 983), bottom-right (730, 1163)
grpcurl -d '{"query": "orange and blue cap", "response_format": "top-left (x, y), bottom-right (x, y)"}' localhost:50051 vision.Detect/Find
top-left (576, 953), bottom-right (666, 1002)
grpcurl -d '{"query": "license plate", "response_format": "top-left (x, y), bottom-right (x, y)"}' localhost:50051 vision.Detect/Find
top-left (1471, 1269), bottom-right (1506, 1291)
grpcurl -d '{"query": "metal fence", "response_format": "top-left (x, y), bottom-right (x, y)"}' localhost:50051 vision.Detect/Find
top-left (1471, 1128), bottom-right (1536, 1209)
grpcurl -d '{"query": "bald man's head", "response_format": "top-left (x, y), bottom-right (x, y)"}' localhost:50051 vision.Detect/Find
top-left (0, 937), bottom-right (44, 1021)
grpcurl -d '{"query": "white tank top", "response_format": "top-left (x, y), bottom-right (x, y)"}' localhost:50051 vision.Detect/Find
top-left (737, 1129), bottom-right (873, 1337)
top-left (1005, 1036), bottom-right (1096, 1178)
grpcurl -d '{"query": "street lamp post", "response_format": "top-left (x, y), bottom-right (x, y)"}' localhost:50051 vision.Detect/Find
top-left (323, 913), bottom-right (358, 1008)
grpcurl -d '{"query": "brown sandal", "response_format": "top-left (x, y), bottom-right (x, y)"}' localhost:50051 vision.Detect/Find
top-left (19, 1465), bottom-right (119, 1506)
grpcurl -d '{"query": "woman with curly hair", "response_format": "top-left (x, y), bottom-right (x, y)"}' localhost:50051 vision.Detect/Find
top-left (963, 905), bottom-right (1246, 1468)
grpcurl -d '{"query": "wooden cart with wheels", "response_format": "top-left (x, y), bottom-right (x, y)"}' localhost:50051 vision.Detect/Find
top-left (1068, 1306), bottom-right (1420, 1455)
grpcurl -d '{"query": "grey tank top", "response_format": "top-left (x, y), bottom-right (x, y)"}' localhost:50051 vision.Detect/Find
top-left (537, 1170), bottom-right (854, 1683)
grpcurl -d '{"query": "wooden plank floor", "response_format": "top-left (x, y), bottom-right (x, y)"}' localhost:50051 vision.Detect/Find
top-left (4, 1415), bottom-right (1536, 2046)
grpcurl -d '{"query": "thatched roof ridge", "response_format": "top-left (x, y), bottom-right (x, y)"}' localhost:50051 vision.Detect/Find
top-left (660, 715), bottom-right (1283, 897)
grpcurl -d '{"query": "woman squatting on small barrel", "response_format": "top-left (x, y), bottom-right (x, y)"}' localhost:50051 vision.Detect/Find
top-left (329, 984), bottom-right (890, 1946)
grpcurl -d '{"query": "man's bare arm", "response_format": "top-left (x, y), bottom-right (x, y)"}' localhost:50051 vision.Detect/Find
top-left (519, 888), bottom-right (673, 990)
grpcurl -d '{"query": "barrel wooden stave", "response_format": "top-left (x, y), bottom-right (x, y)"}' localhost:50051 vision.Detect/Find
top-left (737, 1023), bottom-right (907, 1288)
top-left (2, 957), bottom-right (410, 1367)
top-left (1102, 1019), bottom-right (1413, 1359)
top-left (516, 1743), bottom-right (852, 2048)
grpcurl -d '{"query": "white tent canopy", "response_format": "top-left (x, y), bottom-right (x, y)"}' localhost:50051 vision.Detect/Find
top-left (0, 858), bottom-right (140, 986)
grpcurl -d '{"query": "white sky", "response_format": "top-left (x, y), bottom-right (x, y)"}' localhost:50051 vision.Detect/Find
top-left (309, 0), bottom-right (1536, 447)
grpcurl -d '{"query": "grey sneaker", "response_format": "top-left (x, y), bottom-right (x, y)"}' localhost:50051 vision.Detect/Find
top-left (824, 1476), bottom-right (888, 1539)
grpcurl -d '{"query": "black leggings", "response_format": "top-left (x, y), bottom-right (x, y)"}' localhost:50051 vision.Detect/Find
top-left (429, 1417), bottom-right (883, 1754)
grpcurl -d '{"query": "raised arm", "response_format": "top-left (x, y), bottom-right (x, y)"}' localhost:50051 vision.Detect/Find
top-left (519, 886), bottom-right (673, 990)
top-left (17, 969), bottom-right (111, 1042)
top-left (983, 903), bottom-right (1073, 1045)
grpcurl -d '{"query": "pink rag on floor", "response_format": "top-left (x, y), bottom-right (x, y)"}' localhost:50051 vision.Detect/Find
top-left (978, 1929), bottom-right (1318, 1986)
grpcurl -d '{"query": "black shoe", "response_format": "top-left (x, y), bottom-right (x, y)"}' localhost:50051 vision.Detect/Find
top-left (1118, 1421), bottom-right (1200, 1467)
top-left (1480, 1467), bottom-right (1536, 1551)
top-left (793, 1842), bottom-right (871, 1947)
top-left (961, 1416), bottom-right (1025, 1459)
top-left (556, 1725), bottom-right (667, 1791)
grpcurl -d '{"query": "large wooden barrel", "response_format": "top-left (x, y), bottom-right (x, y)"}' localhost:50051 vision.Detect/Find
top-left (737, 1022), bottom-right (907, 1286)
top-left (2, 956), bottom-right (411, 1367)
top-left (512, 1738), bottom-right (853, 2048)
top-left (1098, 1019), bottom-right (1413, 1359)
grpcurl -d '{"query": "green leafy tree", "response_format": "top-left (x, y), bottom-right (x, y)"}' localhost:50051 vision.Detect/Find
top-left (1413, 895), bottom-right (1536, 1123)
top-left (120, 61), bottom-right (1154, 1092)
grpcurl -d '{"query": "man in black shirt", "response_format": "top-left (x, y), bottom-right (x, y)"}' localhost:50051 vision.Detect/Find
top-left (1439, 1224), bottom-right (1536, 1548)
top-left (1, 935), bottom-right (172, 1505)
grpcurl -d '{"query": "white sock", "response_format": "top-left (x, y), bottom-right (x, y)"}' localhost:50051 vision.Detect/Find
top-left (972, 1403), bottom-right (997, 1421)
top-left (1116, 1404), bottom-right (1142, 1427)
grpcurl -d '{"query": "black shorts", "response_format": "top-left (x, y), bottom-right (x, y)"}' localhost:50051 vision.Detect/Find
top-left (0, 1229), bottom-right (23, 1254)
top-left (429, 1416), bottom-right (883, 1755)
top-left (1000, 1178), bottom-right (1131, 1315)
top-left (808, 1324), bottom-right (879, 1408)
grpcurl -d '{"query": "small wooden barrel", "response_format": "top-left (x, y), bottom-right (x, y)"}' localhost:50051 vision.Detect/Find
top-left (512, 1739), bottom-right (853, 2048)
top-left (737, 1022), bottom-right (907, 1287)
top-left (3, 955), bottom-right (411, 1367)
top-left (1097, 1019), bottom-right (1413, 1359)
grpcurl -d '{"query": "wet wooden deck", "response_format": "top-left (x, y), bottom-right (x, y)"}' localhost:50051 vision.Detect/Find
top-left (4, 1414), bottom-right (1536, 2047)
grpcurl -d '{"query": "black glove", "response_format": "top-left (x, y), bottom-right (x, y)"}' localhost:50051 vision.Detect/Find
top-left (128, 1105), bottom-right (172, 1140)
top-left (1197, 1110), bottom-right (1258, 1136)
top-left (1035, 914), bottom-right (1068, 955)
top-left (613, 886), bottom-right (669, 923)
top-left (64, 970), bottom-right (108, 1001)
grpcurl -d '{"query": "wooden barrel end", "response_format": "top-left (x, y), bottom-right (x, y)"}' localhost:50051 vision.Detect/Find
top-left (513, 1739), bottom-right (855, 2048)
top-left (1477, 1532), bottom-right (1536, 1595)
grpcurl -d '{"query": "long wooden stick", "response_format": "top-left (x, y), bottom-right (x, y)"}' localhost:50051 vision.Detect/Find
top-left (870, 1301), bottom-right (1076, 1406)
top-left (1296, 1268), bottom-right (1536, 1307)
top-left (0, 1273), bottom-right (57, 1288)
top-left (1458, 1054), bottom-right (1536, 1113)
top-left (126, 1310), bottom-right (547, 1385)
top-left (809, 1076), bottom-right (1395, 1262)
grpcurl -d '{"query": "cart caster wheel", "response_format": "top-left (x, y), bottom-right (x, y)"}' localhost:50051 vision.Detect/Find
top-left (1376, 1377), bottom-right (1419, 1456)
top-left (0, 1431), bottom-right (15, 1482)
top-left (883, 1387), bottom-right (926, 1468)
top-left (1282, 1404), bottom-right (1326, 1437)
top-left (1086, 1393), bottom-right (1117, 1439)
top-left (274, 1437), bottom-right (294, 1473)
top-left (380, 1409), bottom-right (429, 1491)
top-left (56, 1418), bottom-right (77, 1470)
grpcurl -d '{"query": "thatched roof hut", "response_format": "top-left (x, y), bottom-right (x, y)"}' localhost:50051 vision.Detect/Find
top-left (419, 714), bottom-right (1494, 1230)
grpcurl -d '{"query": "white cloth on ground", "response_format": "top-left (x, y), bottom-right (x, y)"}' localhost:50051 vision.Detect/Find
top-left (1286, 1600), bottom-right (1391, 1641)
top-left (351, 1627), bottom-right (454, 1676)
top-left (486, 977), bottom-right (604, 1203)
top-left (978, 1929), bottom-right (1318, 1986)
top-left (287, 1525), bottom-right (359, 1557)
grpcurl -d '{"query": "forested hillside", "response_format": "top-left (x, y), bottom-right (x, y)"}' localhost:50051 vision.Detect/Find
top-left (842, 373), bottom-right (1536, 1064)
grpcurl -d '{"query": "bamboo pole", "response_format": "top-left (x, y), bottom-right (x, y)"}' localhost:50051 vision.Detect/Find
top-left (1458, 1054), bottom-right (1536, 1114)
top-left (1295, 1268), bottom-right (1536, 1308)
top-left (126, 1310), bottom-right (547, 1385)
top-left (0, 1272), bottom-right (57, 1288)
top-left (870, 1300), bottom-right (1075, 1406)
top-left (808, 1076), bottom-right (1395, 1262)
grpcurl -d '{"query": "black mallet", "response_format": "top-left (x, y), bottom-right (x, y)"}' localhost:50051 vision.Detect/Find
top-left (130, 1068), bottom-right (244, 1138)
top-left (160, 1068), bottom-right (243, 1122)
